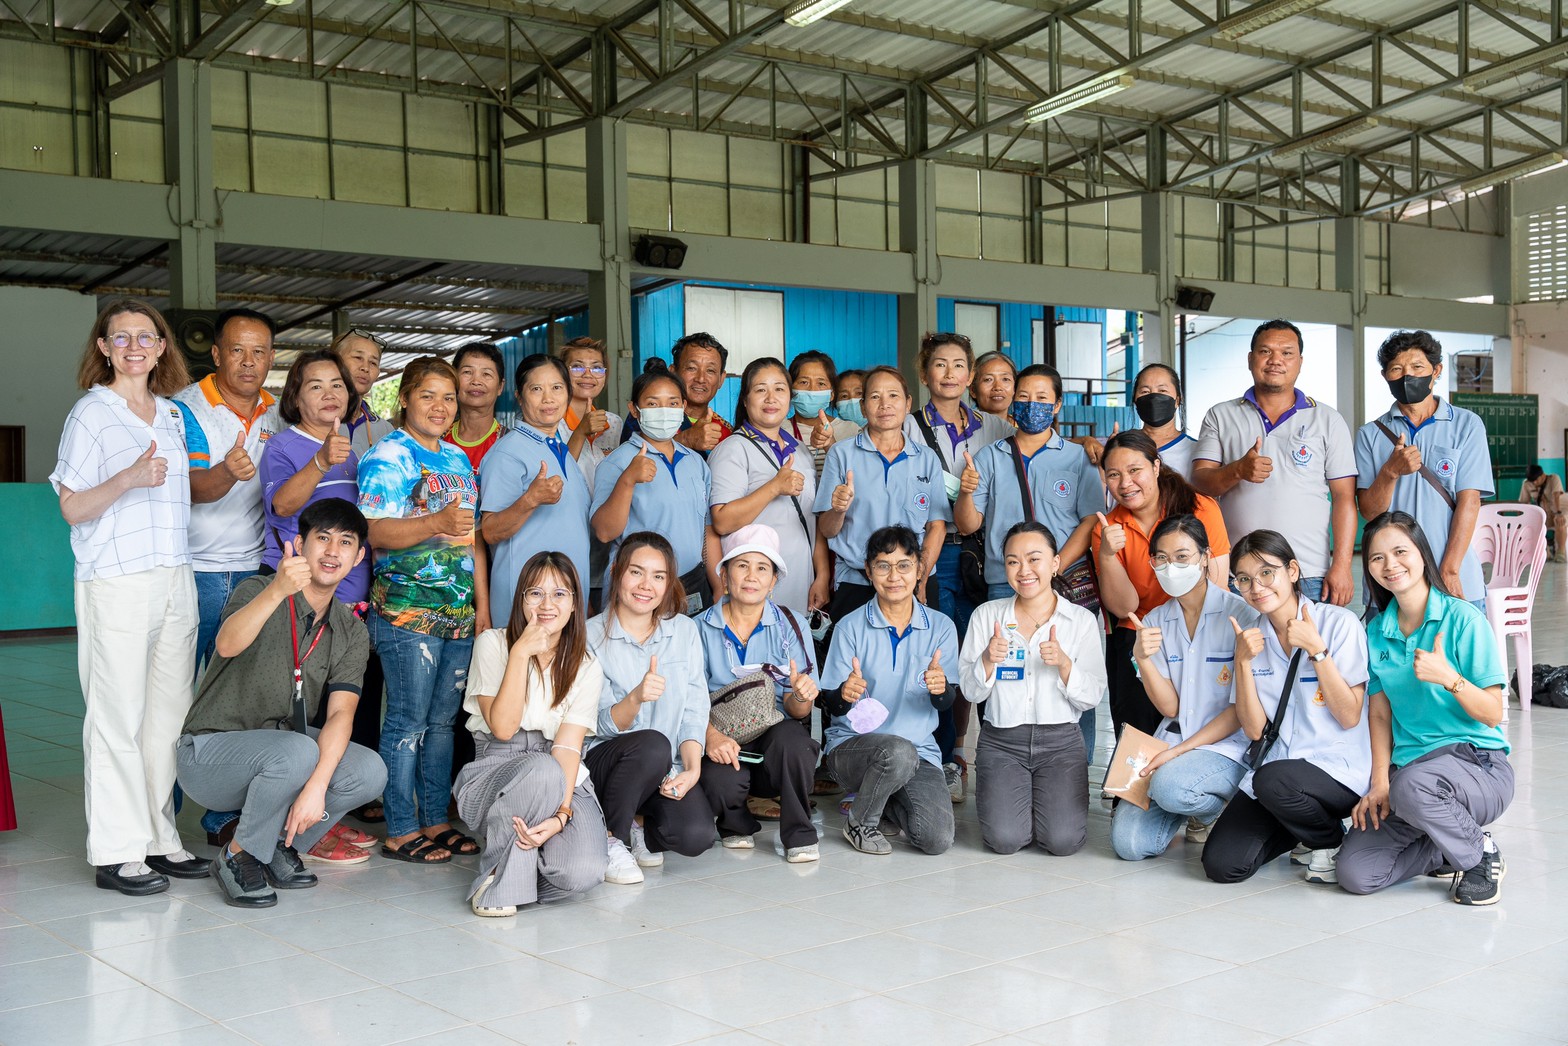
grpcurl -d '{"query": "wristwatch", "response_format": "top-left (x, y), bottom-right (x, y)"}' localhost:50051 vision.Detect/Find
top-left (1446, 676), bottom-right (1467, 695)
top-left (1308, 648), bottom-right (1329, 663)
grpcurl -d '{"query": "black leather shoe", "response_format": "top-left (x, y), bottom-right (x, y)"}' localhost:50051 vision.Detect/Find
top-left (262, 843), bottom-right (319, 890)
top-left (147, 852), bottom-right (212, 880)
top-left (212, 850), bottom-right (277, 909)
top-left (95, 863), bottom-right (170, 896)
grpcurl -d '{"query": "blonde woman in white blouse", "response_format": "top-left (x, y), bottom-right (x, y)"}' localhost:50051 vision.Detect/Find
top-left (960, 521), bottom-right (1106, 856)
top-left (455, 552), bottom-right (608, 916)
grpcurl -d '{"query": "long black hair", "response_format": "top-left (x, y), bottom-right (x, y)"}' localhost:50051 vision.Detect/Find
top-left (1361, 511), bottom-right (1453, 615)
top-left (1101, 429), bottom-right (1199, 518)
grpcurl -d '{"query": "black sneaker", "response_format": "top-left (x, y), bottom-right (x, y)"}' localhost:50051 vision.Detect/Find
top-left (842, 820), bottom-right (892, 856)
top-left (212, 848), bottom-right (278, 909)
top-left (262, 843), bottom-right (319, 890)
top-left (1426, 859), bottom-right (1460, 880)
top-left (1453, 838), bottom-right (1506, 906)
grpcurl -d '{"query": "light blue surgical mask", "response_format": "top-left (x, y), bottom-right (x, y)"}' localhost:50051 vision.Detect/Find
top-left (1009, 400), bottom-right (1056, 435)
top-left (638, 406), bottom-right (684, 441)
top-left (791, 389), bottom-right (832, 417)
top-left (834, 399), bottom-right (866, 426)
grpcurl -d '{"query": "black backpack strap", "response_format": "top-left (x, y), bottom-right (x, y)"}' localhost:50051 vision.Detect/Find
top-left (1008, 437), bottom-right (1036, 524)
top-left (911, 407), bottom-right (953, 473)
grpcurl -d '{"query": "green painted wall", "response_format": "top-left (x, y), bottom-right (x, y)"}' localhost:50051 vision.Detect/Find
top-left (6, 484), bottom-right (74, 632)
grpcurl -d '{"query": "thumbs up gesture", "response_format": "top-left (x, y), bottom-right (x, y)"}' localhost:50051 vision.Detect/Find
top-left (1384, 430), bottom-right (1423, 477)
top-left (842, 656), bottom-right (867, 703)
top-left (1284, 603), bottom-right (1326, 659)
top-left (1096, 511), bottom-right (1126, 556)
top-left (772, 453), bottom-right (805, 498)
top-left (524, 458), bottom-right (564, 508)
top-left (1129, 612), bottom-right (1163, 663)
top-left (923, 649), bottom-right (947, 695)
top-left (323, 419), bottom-right (351, 467)
top-left (628, 441), bottom-right (658, 485)
top-left (1231, 615), bottom-right (1265, 663)
top-left (125, 440), bottom-right (168, 489)
top-left (984, 621), bottom-right (1010, 668)
top-left (223, 428), bottom-right (256, 482)
top-left (810, 409), bottom-right (835, 450)
top-left (831, 469), bottom-right (856, 512)
top-left (272, 537), bottom-right (312, 596)
top-left (631, 655), bottom-right (664, 704)
top-left (1236, 436), bottom-right (1273, 484)
top-left (1039, 626), bottom-right (1065, 668)
top-left (959, 450), bottom-right (980, 496)
top-left (1411, 631), bottom-right (1458, 689)
top-left (787, 657), bottom-right (818, 705)
top-left (582, 405), bottom-right (610, 438)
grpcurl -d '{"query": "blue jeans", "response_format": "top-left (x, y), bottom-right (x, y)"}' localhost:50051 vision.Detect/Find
top-left (987, 581), bottom-right (1098, 763)
top-left (933, 544), bottom-right (977, 764)
top-left (1298, 576), bottom-right (1324, 602)
top-left (194, 569), bottom-right (259, 675)
top-left (1110, 748), bottom-right (1247, 861)
top-left (373, 613), bottom-right (473, 838)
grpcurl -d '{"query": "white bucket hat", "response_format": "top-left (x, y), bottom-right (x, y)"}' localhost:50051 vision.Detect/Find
top-left (718, 523), bottom-right (788, 576)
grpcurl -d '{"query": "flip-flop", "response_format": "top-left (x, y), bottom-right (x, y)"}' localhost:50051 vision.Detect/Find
top-left (746, 796), bottom-right (783, 821)
top-left (380, 836), bottom-right (452, 864)
top-left (427, 828), bottom-right (481, 856)
top-left (351, 801), bottom-right (385, 824)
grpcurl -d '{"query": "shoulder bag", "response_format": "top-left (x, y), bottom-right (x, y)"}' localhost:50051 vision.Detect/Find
top-left (1243, 647), bottom-right (1304, 768)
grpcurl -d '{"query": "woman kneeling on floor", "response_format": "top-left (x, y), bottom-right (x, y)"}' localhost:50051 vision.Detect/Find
top-left (456, 552), bottom-right (608, 917)
top-left (1336, 512), bottom-right (1512, 906)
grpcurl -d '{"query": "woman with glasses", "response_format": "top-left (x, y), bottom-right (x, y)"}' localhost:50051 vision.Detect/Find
top-left (1110, 514), bottom-right (1258, 860)
top-left (1201, 530), bottom-right (1370, 886)
top-left (1092, 431), bottom-right (1230, 738)
top-left (556, 336), bottom-right (624, 489)
top-left (53, 298), bottom-right (202, 895)
top-left (695, 525), bottom-right (822, 862)
top-left (710, 357), bottom-right (820, 616)
top-left (480, 354), bottom-right (592, 629)
top-left (456, 552), bottom-right (608, 916)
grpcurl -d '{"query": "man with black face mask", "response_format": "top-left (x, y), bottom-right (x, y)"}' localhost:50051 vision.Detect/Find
top-left (1353, 330), bottom-right (1490, 604)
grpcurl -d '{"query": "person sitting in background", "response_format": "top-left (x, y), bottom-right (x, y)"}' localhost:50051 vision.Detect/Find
top-left (176, 499), bottom-right (386, 908)
top-left (969, 351), bottom-right (1016, 420)
top-left (1521, 464), bottom-right (1566, 562)
top-left (446, 341), bottom-right (509, 472)
top-left (332, 328), bottom-right (394, 459)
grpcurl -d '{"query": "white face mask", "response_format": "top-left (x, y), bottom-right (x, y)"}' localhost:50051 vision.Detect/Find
top-left (1154, 561), bottom-right (1204, 598)
top-left (638, 406), bottom-right (684, 441)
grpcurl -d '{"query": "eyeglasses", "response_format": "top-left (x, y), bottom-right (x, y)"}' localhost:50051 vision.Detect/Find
top-left (569, 364), bottom-right (607, 377)
top-left (869, 559), bottom-right (918, 577)
top-left (1232, 566), bottom-right (1282, 591)
top-left (1150, 553), bottom-right (1202, 568)
top-left (104, 331), bottom-right (163, 350)
top-left (522, 587), bottom-right (574, 606)
top-left (345, 327), bottom-right (388, 349)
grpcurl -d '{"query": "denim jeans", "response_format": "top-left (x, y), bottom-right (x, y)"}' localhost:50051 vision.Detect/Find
top-left (1297, 576), bottom-right (1324, 602)
top-left (827, 733), bottom-right (954, 854)
top-left (372, 613), bottom-right (473, 838)
top-left (975, 722), bottom-right (1087, 856)
top-left (1110, 748), bottom-right (1246, 861)
top-left (987, 581), bottom-right (1098, 762)
top-left (194, 569), bottom-right (259, 675)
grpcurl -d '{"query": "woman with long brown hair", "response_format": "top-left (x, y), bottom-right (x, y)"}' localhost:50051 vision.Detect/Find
top-left (455, 552), bottom-right (608, 916)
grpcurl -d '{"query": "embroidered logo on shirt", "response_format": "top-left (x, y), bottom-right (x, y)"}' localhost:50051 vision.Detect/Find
top-left (1053, 479), bottom-right (1071, 497)
top-left (1436, 458), bottom-right (1455, 478)
top-left (1217, 664), bottom-right (1232, 685)
top-left (1378, 650), bottom-right (1391, 662)
top-left (1292, 445), bottom-right (1313, 466)
top-left (1312, 686), bottom-right (1327, 706)
top-left (914, 491), bottom-right (929, 510)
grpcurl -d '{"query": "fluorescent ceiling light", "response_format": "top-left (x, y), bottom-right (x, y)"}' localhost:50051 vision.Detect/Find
top-left (1023, 74), bottom-right (1135, 124)
top-left (1463, 40), bottom-right (1568, 88)
top-left (1460, 152), bottom-right (1564, 193)
top-left (264, 0), bottom-right (297, 6)
top-left (1215, 0), bottom-right (1328, 40)
top-left (784, 0), bottom-right (853, 27)
top-left (1272, 115), bottom-right (1380, 159)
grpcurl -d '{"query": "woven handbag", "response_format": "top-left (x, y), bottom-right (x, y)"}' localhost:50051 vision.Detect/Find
top-left (708, 670), bottom-right (783, 744)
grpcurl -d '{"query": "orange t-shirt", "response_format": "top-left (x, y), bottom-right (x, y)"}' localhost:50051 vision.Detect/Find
top-left (1090, 493), bottom-right (1231, 629)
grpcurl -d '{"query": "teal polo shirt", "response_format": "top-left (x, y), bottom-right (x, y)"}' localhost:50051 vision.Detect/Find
top-left (1367, 588), bottom-right (1509, 766)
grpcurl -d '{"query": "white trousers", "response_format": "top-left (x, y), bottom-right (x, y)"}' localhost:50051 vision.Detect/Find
top-left (75, 565), bottom-right (198, 865)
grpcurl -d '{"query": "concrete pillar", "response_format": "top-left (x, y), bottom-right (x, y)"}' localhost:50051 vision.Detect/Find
top-left (897, 157), bottom-right (939, 399)
top-left (162, 58), bottom-right (217, 311)
top-left (1140, 191), bottom-right (1175, 368)
top-left (1335, 214), bottom-right (1368, 426)
top-left (586, 117), bottom-right (634, 411)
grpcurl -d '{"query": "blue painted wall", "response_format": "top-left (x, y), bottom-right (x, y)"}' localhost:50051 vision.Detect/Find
top-left (494, 312), bottom-right (589, 416)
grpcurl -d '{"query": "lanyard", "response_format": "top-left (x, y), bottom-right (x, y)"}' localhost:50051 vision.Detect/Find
top-left (288, 596), bottom-right (328, 733)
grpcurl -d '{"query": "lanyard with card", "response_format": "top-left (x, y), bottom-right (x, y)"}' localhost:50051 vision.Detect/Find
top-left (287, 595), bottom-right (328, 733)
top-left (996, 622), bottom-right (1026, 682)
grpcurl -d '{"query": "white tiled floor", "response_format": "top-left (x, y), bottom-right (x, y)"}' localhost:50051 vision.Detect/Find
top-left (2, 570), bottom-right (1567, 1045)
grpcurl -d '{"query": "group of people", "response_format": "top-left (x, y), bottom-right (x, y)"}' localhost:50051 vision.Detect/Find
top-left (53, 301), bottom-right (1517, 918)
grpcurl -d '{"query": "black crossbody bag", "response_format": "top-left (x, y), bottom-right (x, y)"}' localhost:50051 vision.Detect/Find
top-left (1244, 648), bottom-right (1304, 768)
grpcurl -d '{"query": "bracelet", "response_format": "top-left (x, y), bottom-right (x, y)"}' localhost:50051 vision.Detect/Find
top-left (550, 743), bottom-right (580, 754)
top-left (312, 452), bottom-right (328, 474)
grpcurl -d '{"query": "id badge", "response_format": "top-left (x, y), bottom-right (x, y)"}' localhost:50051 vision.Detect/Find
top-left (997, 647), bottom-right (1025, 682)
top-left (685, 590), bottom-right (703, 616)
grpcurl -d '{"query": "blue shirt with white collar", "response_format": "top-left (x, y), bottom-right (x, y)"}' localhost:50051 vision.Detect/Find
top-left (968, 432), bottom-right (1104, 584)
top-left (820, 599), bottom-right (959, 767)
top-left (813, 431), bottom-right (949, 586)
top-left (590, 433), bottom-right (712, 589)
top-left (696, 599), bottom-right (819, 714)
top-left (585, 610), bottom-right (710, 763)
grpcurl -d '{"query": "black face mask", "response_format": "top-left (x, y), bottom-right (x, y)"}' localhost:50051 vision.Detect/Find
top-left (1387, 374), bottom-right (1433, 405)
top-left (1134, 393), bottom-right (1178, 427)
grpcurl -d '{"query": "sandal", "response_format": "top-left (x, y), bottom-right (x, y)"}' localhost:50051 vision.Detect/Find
top-left (351, 801), bottom-right (385, 824)
top-left (812, 774), bottom-right (843, 796)
top-left (746, 796), bottom-right (783, 821)
top-left (427, 828), bottom-right (481, 856)
top-left (380, 836), bottom-right (452, 864)
top-left (304, 833), bottom-right (372, 866)
top-left (327, 822), bottom-right (377, 848)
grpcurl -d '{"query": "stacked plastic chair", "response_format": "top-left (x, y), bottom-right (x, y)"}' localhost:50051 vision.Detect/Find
top-left (1474, 504), bottom-right (1547, 721)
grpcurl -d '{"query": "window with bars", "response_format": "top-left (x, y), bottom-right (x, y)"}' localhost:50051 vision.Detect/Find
top-left (1525, 204), bottom-right (1568, 302)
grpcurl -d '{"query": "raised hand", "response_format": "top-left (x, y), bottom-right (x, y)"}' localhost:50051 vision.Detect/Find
top-left (1039, 626), bottom-right (1064, 667)
top-left (811, 409), bottom-right (835, 449)
top-left (787, 658), bottom-right (818, 704)
top-left (631, 655), bottom-right (664, 704)
top-left (581, 406), bottom-right (609, 437)
top-left (773, 454), bottom-right (805, 498)
top-left (1081, 436), bottom-right (1105, 466)
top-left (628, 442), bottom-right (658, 485)
top-left (1231, 615), bottom-right (1265, 663)
top-left (959, 450), bottom-right (980, 496)
top-left (681, 416), bottom-right (723, 452)
top-left (842, 656), bottom-right (867, 703)
top-left (429, 498), bottom-right (475, 539)
top-left (1129, 612), bottom-right (1163, 662)
top-left (272, 537), bottom-right (311, 596)
top-left (1284, 603), bottom-right (1326, 658)
top-left (124, 440), bottom-right (168, 489)
top-left (1096, 511), bottom-right (1126, 555)
top-left (984, 621), bottom-right (1010, 668)
top-left (1384, 431), bottom-right (1423, 477)
top-left (1412, 631), bottom-right (1458, 688)
top-left (525, 459), bottom-right (564, 508)
top-left (511, 620), bottom-right (552, 660)
top-left (322, 419), bottom-right (351, 467)
top-left (1235, 437), bottom-right (1273, 484)
top-left (923, 649), bottom-right (947, 694)
top-left (223, 429), bottom-right (256, 482)
top-left (831, 469), bottom-right (855, 512)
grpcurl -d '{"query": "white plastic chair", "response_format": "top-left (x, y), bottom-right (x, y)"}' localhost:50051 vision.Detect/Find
top-left (1474, 504), bottom-right (1547, 721)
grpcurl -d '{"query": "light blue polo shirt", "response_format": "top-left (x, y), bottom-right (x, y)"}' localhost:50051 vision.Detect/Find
top-left (1367, 588), bottom-right (1508, 766)
top-left (820, 599), bottom-right (958, 767)
top-left (1355, 399), bottom-right (1492, 602)
top-left (813, 431), bottom-right (949, 585)
top-left (585, 610), bottom-right (711, 763)
top-left (1239, 600), bottom-right (1371, 799)
top-left (480, 423), bottom-right (591, 629)
top-left (696, 599), bottom-right (819, 714)
top-left (969, 433), bottom-right (1104, 584)
top-left (591, 434), bottom-right (712, 589)
top-left (1144, 582), bottom-right (1259, 765)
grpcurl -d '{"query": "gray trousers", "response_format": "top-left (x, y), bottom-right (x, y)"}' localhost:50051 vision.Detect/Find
top-left (1337, 742), bottom-right (1514, 895)
top-left (827, 733), bottom-right (954, 855)
top-left (176, 729), bottom-right (387, 863)
top-left (975, 722), bottom-right (1088, 856)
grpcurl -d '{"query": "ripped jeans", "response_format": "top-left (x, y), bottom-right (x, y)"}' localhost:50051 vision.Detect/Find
top-left (373, 612), bottom-right (473, 838)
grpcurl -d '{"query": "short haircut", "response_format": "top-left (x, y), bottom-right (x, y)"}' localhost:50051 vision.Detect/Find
top-left (1150, 513), bottom-right (1211, 554)
top-left (77, 297), bottom-right (190, 395)
top-left (633, 357), bottom-right (688, 403)
top-left (1017, 363), bottom-right (1063, 402)
top-left (1250, 318), bottom-right (1303, 353)
top-left (609, 531), bottom-right (686, 620)
top-left (733, 357), bottom-right (790, 429)
top-left (514, 352), bottom-right (569, 394)
top-left (1002, 520), bottom-right (1059, 556)
top-left (1230, 529), bottom-right (1302, 595)
top-left (1361, 511), bottom-right (1453, 615)
top-left (862, 364), bottom-right (910, 398)
top-left (558, 335), bottom-right (608, 364)
top-left (278, 350), bottom-right (362, 426)
top-left (789, 349), bottom-right (837, 392)
top-left (865, 524), bottom-right (921, 563)
top-left (918, 331), bottom-right (975, 375)
top-left (217, 307), bottom-right (277, 340)
top-left (672, 331), bottom-right (728, 371)
top-left (1376, 329), bottom-right (1443, 372)
top-left (298, 497), bottom-right (368, 547)
top-left (453, 341), bottom-right (505, 379)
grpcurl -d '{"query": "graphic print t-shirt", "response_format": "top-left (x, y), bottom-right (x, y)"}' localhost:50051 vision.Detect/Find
top-left (357, 429), bottom-right (479, 639)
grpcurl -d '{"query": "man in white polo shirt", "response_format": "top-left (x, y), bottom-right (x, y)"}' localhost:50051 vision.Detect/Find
top-left (1191, 319), bottom-right (1357, 605)
top-left (175, 307), bottom-right (281, 670)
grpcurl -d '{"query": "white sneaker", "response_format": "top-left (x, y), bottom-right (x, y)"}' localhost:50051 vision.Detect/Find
top-left (471, 873), bottom-right (517, 917)
top-left (1304, 846), bottom-right (1340, 885)
top-left (721, 834), bottom-right (755, 850)
top-left (1289, 843), bottom-right (1312, 866)
top-left (785, 843), bottom-right (820, 864)
top-left (1184, 818), bottom-right (1212, 845)
top-left (629, 824), bottom-right (664, 868)
top-left (603, 836), bottom-right (644, 885)
top-left (944, 762), bottom-right (965, 803)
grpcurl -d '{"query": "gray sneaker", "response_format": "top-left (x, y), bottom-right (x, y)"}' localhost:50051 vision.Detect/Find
top-left (842, 820), bottom-right (892, 855)
top-left (1453, 837), bottom-right (1506, 906)
top-left (211, 848), bottom-right (278, 909)
top-left (262, 843), bottom-right (318, 890)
